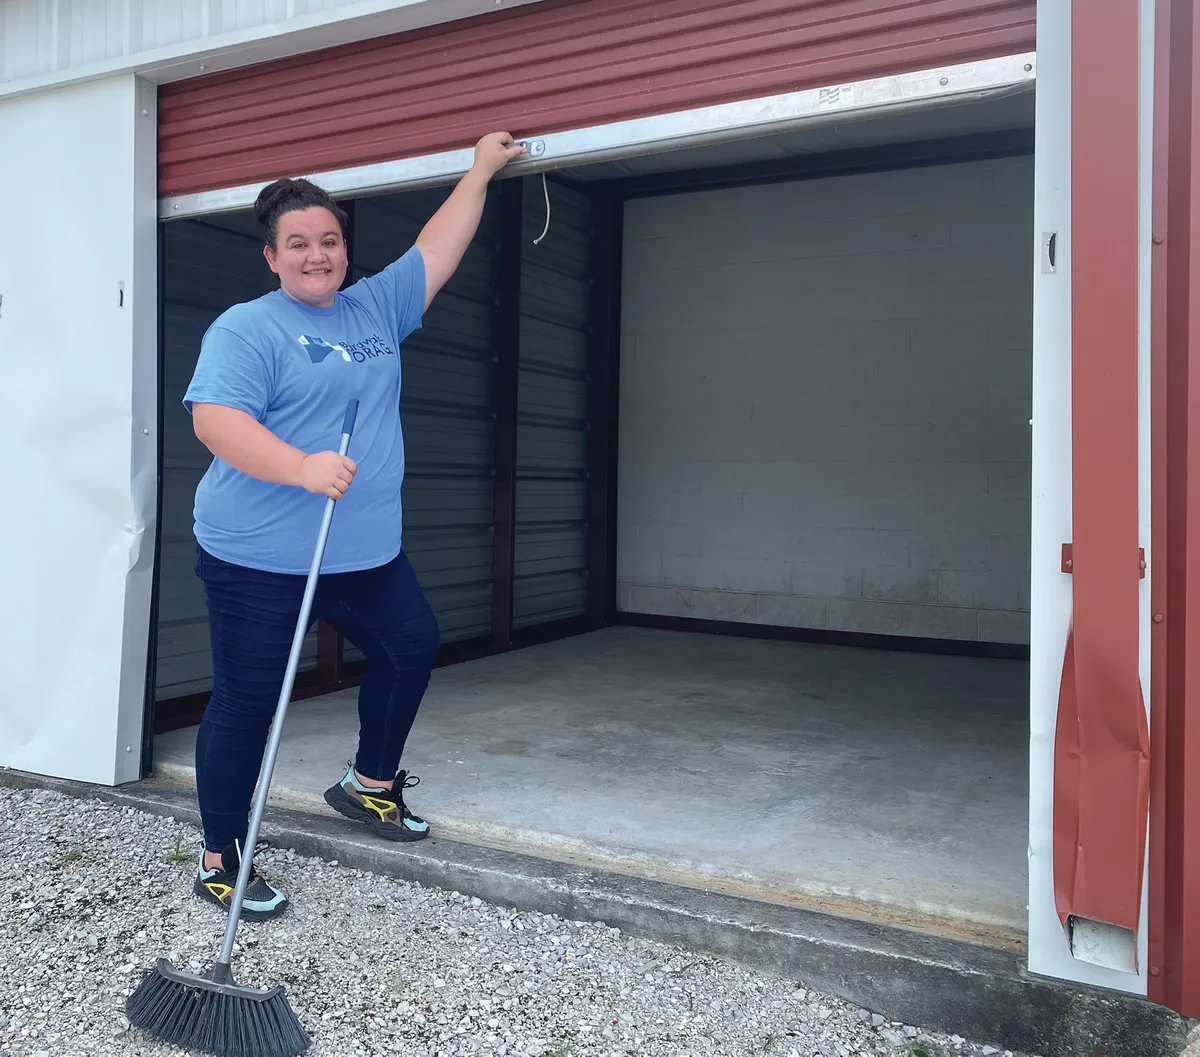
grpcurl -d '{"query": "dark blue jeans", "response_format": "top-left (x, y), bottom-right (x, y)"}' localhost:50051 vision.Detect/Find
top-left (194, 545), bottom-right (440, 852)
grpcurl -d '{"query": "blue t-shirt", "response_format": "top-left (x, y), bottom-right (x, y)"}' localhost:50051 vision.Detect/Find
top-left (182, 246), bottom-right (425, 575)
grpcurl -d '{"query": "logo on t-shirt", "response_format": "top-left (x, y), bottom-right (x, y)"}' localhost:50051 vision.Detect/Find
top-left (298, 334), bottom-right (352, 364)
top-left (297, 333), bottom-right (395, 365)
top-left (343, 335), bottom-right (395, 362)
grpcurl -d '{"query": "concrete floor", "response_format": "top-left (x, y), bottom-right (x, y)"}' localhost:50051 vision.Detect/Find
top-left (153, 626), bottom-right (1029, 944)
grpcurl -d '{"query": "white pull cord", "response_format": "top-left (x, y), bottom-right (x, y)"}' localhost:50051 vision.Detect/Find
top-left (532, 171), bottom-right (551, 246)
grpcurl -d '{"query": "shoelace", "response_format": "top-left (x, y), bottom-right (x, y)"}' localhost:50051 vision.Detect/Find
top-left (214, 838), bottom-right (271, 882)
top-left (393, 771), bottom-right (420, 816)
top-left (245, 839), bottom-right (272, 880)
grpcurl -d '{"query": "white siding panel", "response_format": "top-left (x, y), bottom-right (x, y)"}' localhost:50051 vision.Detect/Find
top-left (0, 0), bottom-right (546, 93)
top-left (617, 155), bottom-right (1035, 644)
top-left (294, 0), bottom-right (347, 15)
top-left (222, 0), bottom-right (290, 33)
top-left (66, 0), bottom-right (127, 69)
top-left (3, 0), bottom-right (55, 80)
top-left (141, 0), bottom-right (205, 50)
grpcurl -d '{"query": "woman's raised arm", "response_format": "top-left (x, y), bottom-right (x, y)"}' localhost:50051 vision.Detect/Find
top-left (414, 131), bottom-right (526, 309)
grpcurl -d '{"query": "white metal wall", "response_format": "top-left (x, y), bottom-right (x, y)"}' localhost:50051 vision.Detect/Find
top-left (0, 73), bottom-right (156, 785)
top-left (616, 156), bottom-right (1035, 643)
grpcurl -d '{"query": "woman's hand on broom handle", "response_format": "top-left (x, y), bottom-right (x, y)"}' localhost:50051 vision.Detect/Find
top-left (297, 451), bottom-right (356, 500)
top-left (192, 402), bottom-right (358, 499)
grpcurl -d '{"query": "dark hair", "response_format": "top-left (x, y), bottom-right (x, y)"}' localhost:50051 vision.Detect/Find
top-left (252, 177), bottom-right (349, 249)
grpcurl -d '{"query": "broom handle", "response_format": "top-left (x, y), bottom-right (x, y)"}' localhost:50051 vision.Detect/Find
top-left (215, 397), bottom-right (360, 969)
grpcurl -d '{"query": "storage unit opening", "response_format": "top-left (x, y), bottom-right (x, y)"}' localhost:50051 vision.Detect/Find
top-left (152, 88), bottom-right (1035, 941)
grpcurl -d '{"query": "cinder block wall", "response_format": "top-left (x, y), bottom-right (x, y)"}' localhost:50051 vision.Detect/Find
top-left (616, 155), bottom-right (1033, 644)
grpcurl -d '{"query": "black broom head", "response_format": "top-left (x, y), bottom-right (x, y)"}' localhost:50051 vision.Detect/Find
top-left (125, 957), bottom-right (311, 1057)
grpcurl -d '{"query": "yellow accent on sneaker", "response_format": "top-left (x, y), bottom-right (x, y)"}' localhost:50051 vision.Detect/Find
top-left (204, 882), bottom-right (234, 905)
top-left (360, 793), bottom-right (397, 822)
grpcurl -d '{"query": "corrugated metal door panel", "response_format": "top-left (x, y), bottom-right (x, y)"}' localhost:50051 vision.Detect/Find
top-left (343, 188), bottom-right (500, 661)
top-left (513, 177), bottom-right (592, 628)
top-left (157, 0), bottom-right (1038, 197)
top-left (156, 216), bottom-right (320, 700)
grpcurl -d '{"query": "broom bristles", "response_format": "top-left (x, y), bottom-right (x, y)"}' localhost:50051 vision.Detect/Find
top-left (126, 959), bottom-right (311, 1057)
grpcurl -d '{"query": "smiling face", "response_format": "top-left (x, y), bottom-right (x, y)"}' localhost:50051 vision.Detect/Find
top-left (263, 205), bottom-right (348, 308)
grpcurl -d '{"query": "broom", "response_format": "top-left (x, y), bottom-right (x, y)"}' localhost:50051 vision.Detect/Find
top-left (126, 397), bottom-right (361, 1057)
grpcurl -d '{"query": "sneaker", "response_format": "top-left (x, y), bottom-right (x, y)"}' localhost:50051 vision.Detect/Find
top-left (323, 763), bottom-right (431, 842)
top-left (193, 839), bottom-right (289, 921)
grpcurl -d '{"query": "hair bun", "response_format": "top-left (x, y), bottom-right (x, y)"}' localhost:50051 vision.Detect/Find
top-left (252, 175), bottom-right (347, 248)
top-left (253, 178), bottom-right (312, 227)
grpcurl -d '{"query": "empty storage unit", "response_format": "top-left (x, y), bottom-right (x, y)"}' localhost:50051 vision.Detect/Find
top-left (152, 82), bottom-right (1039, 947)
top-left (613, 150), bottom-right (1034, 649)
top-left (9, 0), bottom-right (1196, 1028)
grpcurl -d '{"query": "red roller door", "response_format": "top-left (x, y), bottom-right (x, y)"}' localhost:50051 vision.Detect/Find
top-left (157, 0), bottom-right (1036, 198)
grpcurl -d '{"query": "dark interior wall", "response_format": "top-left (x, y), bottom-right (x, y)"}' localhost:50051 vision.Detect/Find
top-left (514, 178), bottom-right (595, 629)
top-left (151, 174), bottom-right (603, 732)
top-left (156, 213), bottom-right (318, 705)
top-left (347, 187), bottom-right (501, 652)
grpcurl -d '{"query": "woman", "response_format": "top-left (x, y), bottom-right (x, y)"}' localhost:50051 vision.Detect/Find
top-left (182, 131), bottom-right (526, 920)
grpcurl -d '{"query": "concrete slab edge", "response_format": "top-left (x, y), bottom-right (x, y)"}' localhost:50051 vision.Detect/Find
top-left (2, 767), bottom-right (1192, 1057)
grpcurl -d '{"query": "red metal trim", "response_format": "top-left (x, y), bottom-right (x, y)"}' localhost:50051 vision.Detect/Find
top-left (1148, 0), bottom-right (1172, 1001)
top-left (1149, 0), bottom-right (1200, 1018)
top-left (1052, 0), bottom-right (1150, 939)
top-left (157, 0), bottom-right (1036, 198)
top-left (1173, 0), bottom-right (1200, 990)
top-left (1060, 544), bottom-right (1145, 579)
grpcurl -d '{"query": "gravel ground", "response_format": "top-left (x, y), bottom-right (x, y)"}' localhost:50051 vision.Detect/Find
top-left (0, 786), bottom-right (1036, 1057)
